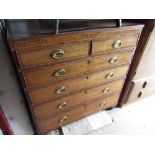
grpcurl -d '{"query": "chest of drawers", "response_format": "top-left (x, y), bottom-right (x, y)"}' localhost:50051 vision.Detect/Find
top-left (3, 20), bottom-right (143, 134)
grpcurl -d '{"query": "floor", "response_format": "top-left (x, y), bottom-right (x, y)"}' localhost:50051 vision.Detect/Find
top-left (0, 30), bottom-right (155, 135)
top-left (87, 95), bottom-right (155, 135)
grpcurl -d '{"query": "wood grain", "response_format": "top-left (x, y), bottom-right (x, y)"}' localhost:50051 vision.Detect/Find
top-left (37, 94), bottom-right (120, 134)
top-left (33, 79), bottom-right (124, 120)
top-left (23, 51), bottom-right (133, 88)
top-left (9, 25), bottom-right (143, 51)
top-left (92, 35), bottom-right (138, 55)
top-left (29, 65), bottom-right (129, 104)
top-left (17, 41), bottom-right (89, 69)
top-left (5, 21), bottom-right (144, 134)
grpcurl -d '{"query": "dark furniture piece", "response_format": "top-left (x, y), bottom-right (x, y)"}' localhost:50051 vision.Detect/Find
top-left (119, 20), bottom-right (155, 105)
top-left (2, 20), bottom-right (143, 134)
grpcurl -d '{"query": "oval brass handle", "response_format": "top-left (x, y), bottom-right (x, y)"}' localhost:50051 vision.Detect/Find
top-left (113, 40), bottom-right (122, 48)
top-left (109, 55), bottom-right (118, 64)
top-left (106, 72), bottom-right (114, 79)
top-left (57, 101), bottom-right (67, 109)
top-left (50, 49), bottom-right (64, 59)
top-left (54, 69), bottom-right (65, 77)
top-left (56, 86), bottom-right (66, 94)
top-left (99, 101), bottom-right (106, 107)
top-left (103, 87), bottom-right (110, 94)
top-left (59, 116), bottom-right (68, 123)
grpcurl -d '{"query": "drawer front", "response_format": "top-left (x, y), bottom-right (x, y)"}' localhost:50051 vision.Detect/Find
top-left (23, 59), bottom-right (88, 87)
top-left (85, 79), bottom-right (124, 101)
top-left (29, 65), bottom-right (128, 104)
top-left (33, 79), bottom-right (124, 119)
top-left (17, 41), bottom-right (89, 68)
top-left (34, 91), bottom-right (86, 119)
top-left (24, 51), bottom-right (132, 88)
top-left (89, 51), bottom-right (133, 71)
top-left (126, 76), bottom-right (155, 104)
top-left (38, 94), bottom-right (120, 134)
top-left (30, 75), bottom-right (87, 104)
top-left (92, 35), bottom-right (138, 55)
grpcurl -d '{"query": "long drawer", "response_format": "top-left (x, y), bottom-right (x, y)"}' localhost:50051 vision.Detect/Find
top-left (38, 94), bottom-right (120, 134)
top-left (17, 41), bottom-right (89, 69)
top-left (92, 35), bottom-right (138, 55)
top-left (23, 51), bottom-right (133, 87)
top-left (29, 65), bottom-right (129, 104)
top-left (33, 79), bottom-right (124, 119)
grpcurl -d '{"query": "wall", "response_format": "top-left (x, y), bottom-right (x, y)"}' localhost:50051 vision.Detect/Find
top-left (0, 31), bottom-right (33, 134)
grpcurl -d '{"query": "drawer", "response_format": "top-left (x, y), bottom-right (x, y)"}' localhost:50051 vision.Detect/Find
top-left (23, 51), bottom-right (132, 88)
top-left (17, 41), bottom-right (89, 69)
top-left (33, 79), bottom-right (124, 119)
top-left (126, 76), bottom-right (155, 104)
top-left (88, 51), bottom-right (133, 71)
top-left (85, 78), bottom-right (124, 101)
top-left (92, 35), bottom-right (138, 55)
top-left (29, 65), bottom-right (128, 104)
top-left (23, 59), bottom-right (88, 87)
top-left (38, 94), bottom-right (120, 134)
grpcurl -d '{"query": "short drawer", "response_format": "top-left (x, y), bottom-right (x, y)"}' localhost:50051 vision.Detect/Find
top-left (92, 35), bottom-right (138, 55)
top-left (88, 51), bottom-right (133, 71)
top-left (38, 94), bottom-right (120, 134)
top-left (23, 51), bottom-right (132, 88)
top-left (17, 41), bottom-right (89, 68)
top-left (29, 65), bottom-right (128, 104)
top-left (33, 79), bottom-right (124, 120)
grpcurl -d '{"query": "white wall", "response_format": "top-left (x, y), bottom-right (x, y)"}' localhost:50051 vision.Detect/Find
top-left (0, 31), bottom-right (33, 134)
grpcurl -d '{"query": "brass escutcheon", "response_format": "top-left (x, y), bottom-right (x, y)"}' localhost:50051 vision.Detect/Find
top-left (50, 49), bottom-right (64, 59)
top-left (113, 40), bottom-right (122, 48)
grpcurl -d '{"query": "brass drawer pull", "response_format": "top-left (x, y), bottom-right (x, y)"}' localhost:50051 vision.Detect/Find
top-left (106, 72), bottom-right (114, 79)
top-left (103, 87), bottom-right (110, 94)
top-left (113, 40), bottom-right (122, 48)
top-left (59, 116), bottom-right (68, 123)
top-left (109, 55), bottom-right (118, 64)
top-left (50, 49), bottom-right (64, 59)
top-left (56, 86), bottom-right (66, 94)
top-left (54, 69), bottom-right (65, 77)
top-left (57, 101), bottom-right (67, 109)
top-left (99, 101), bottom-right (106, 107)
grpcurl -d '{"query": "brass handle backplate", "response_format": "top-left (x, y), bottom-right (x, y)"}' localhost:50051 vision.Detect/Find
top-left (59, 116), bottom-right (68, 123)
top-left (50, 49), bottom-right (64, 59)
top-left (99, 101), bottom-right (106, 107)
top-left (106, 72), bottom-right (114, 79)
top-left (103, 87), bottom-right (110, 94)
top-left (57, 101), bottom-right (67, 109)
top-left (54, 69), bottom-right (65, 77)
top-left (56, 86), bottom-right (67, 94)
top-left (109, 55), bottom-right (118, 64)
top-left (113, 40), bottom-right (122, 48)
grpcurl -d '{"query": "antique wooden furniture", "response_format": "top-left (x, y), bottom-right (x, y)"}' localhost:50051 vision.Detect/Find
top-left (121, 20), bottom-right (155, 104)
top-left (1, 20), bottom-right (143, 134)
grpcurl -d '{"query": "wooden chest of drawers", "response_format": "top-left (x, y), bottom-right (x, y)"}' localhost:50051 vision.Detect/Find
top-left (4, 20), bottom-right (143, 134)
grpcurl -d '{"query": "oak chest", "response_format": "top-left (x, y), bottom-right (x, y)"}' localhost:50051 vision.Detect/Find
top-left (2, 20), bottom-right (143, 134)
